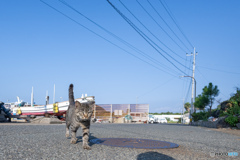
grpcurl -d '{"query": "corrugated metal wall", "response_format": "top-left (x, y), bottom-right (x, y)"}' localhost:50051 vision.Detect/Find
top-left (94, 104), bottom-right (149, 123)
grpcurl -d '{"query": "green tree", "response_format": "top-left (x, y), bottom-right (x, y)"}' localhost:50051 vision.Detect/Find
top-left (184, 102), bottom-right (191, 112)
top-left (230, 87), bottom-right (240, 104)
top-left (165, 117), bottom-right (170, 122)
top-left (202, 83), bottom-right (219, 113)
top-left (226, 88), bottom-right (240, 115)
top-left (194, 94), bottom-right (209, 110)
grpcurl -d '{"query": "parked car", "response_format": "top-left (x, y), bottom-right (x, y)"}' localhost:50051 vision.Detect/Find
top-left (158, 118), bottom-right (168, 123)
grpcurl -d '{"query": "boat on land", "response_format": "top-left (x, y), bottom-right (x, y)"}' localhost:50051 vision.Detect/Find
top-left (12, 96), bottom-right (95, 116)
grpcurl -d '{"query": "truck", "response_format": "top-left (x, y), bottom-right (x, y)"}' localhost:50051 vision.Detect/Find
top-left (148, 114), bottom-right (158, 124)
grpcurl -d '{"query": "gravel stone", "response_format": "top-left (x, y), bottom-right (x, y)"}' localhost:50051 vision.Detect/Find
top-left (0, 123), bottom-right (239, 160)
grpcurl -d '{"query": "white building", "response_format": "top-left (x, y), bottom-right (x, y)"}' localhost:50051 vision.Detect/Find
top-left (154, 114), bottom-right (190, 123)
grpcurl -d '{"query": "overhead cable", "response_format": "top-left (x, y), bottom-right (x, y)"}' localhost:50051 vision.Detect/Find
top-left (196, 67), bottom-right (209, 83)
top-left (138, 76), bottom-right (177, 98)
top-left (107, 0), bottom-right (188, 75)
top-left (58, 0), bottom-right (181, 75)
top-left (40, 0), bottom-right (178, 77)
top-left (147, 0), bottom-right (191, 52)
top-left (198, 66), bottom-right (240, 75)
top-left (184, 79), bottom-right (192, 103)
top-left (118, 0), bottom-right (190, 63)
top-left (136, 0), bottom-right (188, 53)
top-left (159, 0), bottom-right (194, 49)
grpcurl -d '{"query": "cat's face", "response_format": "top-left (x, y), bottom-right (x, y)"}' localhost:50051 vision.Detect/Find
top-left (75, 101), bottom-right (94, 121)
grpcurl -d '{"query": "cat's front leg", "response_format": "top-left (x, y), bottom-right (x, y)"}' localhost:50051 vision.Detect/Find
top-left (82, 123), bottom-right (91, 150)
top-left (70, 125), bottom-right (78, 144)
top-left (66, 124), bottom-right (70, 137)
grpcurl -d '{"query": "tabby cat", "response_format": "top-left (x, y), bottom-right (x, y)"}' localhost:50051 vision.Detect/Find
top-left (66, 84), bottom-right (95, 150)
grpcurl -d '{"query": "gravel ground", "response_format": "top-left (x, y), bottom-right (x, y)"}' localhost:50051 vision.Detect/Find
top-left (0, 123), bottom-right (239, 160)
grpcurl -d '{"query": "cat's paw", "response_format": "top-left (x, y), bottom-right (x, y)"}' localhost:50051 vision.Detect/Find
top-left (66, 133), bottom-right (69, 137)
top-left (83, 145), bottom-right (91, 150)
top-left (70, 139), bottom-right (77, 144)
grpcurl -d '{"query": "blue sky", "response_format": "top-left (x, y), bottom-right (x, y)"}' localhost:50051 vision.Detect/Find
top-left (1, 0), bottom-right (240, 113)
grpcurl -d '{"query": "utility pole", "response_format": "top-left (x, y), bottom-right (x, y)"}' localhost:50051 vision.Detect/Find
top-left (180, 76), bottom-right (197, 121)
top-left (191, 48), bottom-right (196, 118)
top-left (187, 48), bottom-right (197, 120)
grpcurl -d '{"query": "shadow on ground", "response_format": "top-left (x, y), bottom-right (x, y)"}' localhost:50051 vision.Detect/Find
top-left (137, 151), bottom-right (175, 160)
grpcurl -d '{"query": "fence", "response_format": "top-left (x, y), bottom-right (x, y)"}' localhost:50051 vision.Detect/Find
top-left (94, 104), bottom-right (149, 123)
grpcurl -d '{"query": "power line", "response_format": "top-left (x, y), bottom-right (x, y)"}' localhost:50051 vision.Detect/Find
top-left (184, 79), bottom-right (192, 103)
top-left (181, 55), bottom-right (193, 104)
top-left (159, 0), bottom-right (194, 49)
top-left (182, 57), bottom-right (193, 104)
top-left (187, 54), bottom-right (193, 76)
top-left (198, 66), bottom-right (240, 75)
top-left (196, 67), bottom-right (209, 83)
top-left (118, 0), bottom-right (192, 71)
top-left (195, 67), bottom-right (229, 99)
top-left (181, 56), bottom-right (190, 100)
top-left (107, 0), bottom-right (188, 75)
top-left (136, 0), bottom-right (188, 53)
top-left (138, 76), bottom-right (176, 98)
top-left (198, 62), bottom-right (240, 68)
top-left (147, 0), bottom-right (191, 52)
top-left (58, 0), bottom-right (180, 75)
top-left (118, 0), bottom-right (191, 64)
top-left (40, 0), bottom-right (178, 77)
top-left (58, 0), bottom-right (197, 106)
top-left (196, 68), bottom-right (228, 99)
top-left (183, 55), bottom-right (193, 97)
top-left (119, 0), bottom-right (187, 62)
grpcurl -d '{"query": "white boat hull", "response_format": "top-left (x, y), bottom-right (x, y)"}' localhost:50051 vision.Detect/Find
top-left (12, 97), bottom-right (94, 116)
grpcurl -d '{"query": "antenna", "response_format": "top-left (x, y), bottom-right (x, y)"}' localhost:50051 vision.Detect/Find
top-left (46, 90), bottom-right (49, 105)
top-left (31, 87), bottom-right (34, 107)
top-left (53, 84), bottom-right (55, 104)
top-left (17, 96), bottom-right (20, 103)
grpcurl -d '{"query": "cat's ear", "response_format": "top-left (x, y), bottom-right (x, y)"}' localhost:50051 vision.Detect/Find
top-left (75, 101), bottom-right (81, 108)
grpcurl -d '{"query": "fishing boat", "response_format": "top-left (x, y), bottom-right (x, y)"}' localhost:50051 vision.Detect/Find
top-left (12, 96), bottom-right (95, 116)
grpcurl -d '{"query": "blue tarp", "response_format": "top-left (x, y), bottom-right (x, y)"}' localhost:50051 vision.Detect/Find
top-left (0, 101), bottom-right (11, 116)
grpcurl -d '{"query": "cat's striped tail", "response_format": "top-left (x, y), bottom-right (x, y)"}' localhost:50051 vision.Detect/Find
top-left (69, 84), bottom-right (75, 106)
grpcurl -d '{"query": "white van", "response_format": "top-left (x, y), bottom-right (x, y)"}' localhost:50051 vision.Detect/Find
top-left (158, 117), bottom-right (168, 123)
